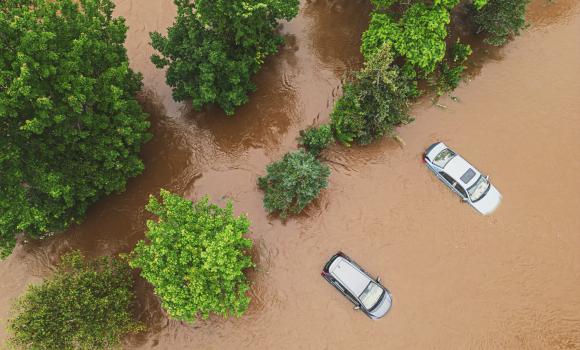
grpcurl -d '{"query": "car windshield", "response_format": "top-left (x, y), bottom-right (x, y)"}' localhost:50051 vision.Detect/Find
top-left (359, 282), bottom-right (383, 310)
top-left (468, 175), bottom-right (490, 202)
top-left (433, 148), bottom-right (456, 168)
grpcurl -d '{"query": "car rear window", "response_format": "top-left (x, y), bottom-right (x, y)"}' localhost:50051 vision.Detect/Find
top-left (433, 148), bottom-right (456, 168)
top-left (460, 168), bottom-right (476, 184)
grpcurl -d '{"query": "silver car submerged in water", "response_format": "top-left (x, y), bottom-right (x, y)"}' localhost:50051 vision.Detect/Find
top-left (423, 142), bottom-right (502, 215)
top-left (321, 252), bottom-right (392, 320)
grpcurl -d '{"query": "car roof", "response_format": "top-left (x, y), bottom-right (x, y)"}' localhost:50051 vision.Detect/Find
top-left (444, 155), bottom-right (481, 188)
top-left (328, 257), bottom-right (371, 297)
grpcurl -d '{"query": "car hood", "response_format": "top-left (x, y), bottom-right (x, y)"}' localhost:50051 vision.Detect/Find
top-left (369, 292), bottom-right (393, 319)
top-left (471, 185), bottom-right (502, 215)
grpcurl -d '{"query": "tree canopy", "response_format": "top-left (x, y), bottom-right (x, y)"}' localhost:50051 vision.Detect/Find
top-left (362, 1), bottom-right (457, 75)
top-left (473, 0), bottom-right (529, 46)
top-left (258, 151), bottom-right (330, 219)
top-left (8, 251), bottom-right (142, 350)
top-left (331, 44), bottom-right (415, 146)
top-left (129, 190), bottom-right (254, 322)
top-left (150, 0), bottom-right (300, 115)
top-left (0, 0), bottom-right (150, 258)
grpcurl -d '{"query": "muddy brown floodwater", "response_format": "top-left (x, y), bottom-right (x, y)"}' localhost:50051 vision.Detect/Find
top-left (2, 0), bottom-right (580, 348)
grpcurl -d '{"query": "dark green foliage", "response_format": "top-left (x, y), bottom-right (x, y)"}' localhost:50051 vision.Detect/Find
top-left (258, 151), bottom-right (330, 219)
top-left (435, 41), bottom-right (472, 95)
top-left (331, 45), bottom-right (415, 146)
top-left (0, 0), bottom-right (150, 258)
top-left (298, 124), bottom-right (334, 156)
top-left (473, 0), bottom-right (529, 46)
top-left (330, 83), bottom-right (366, 146)
top-left (150, 0), bottom-right (300, 115)
top-left (129, 190), bottom-right (254, 322)
top-left (8, 251), bottom-right (142, 350)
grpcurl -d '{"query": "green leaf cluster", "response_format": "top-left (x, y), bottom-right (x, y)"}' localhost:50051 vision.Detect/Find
top-left (298, 124), bottom-right (334, 156)
top-left (362, 1), bottom-right (457, 75)
top-left (8, 251), bottom-right (142, 350)
top-left (150, 0), bottom-right (300, 115)
top-left (129, 190), bottom-right (254, 322)
top-left (0, 0), bottom-right (150, 258)
top-left (473, 0), bottom-right (529, 46)
top-left (434, 40), bottom-right (473, 95)
top-left (472, 0), bottom-right (489, 10)
top-left (331, 44), bottom-right (415, 146)
top-left (258, 151), bottom-right (330, 219)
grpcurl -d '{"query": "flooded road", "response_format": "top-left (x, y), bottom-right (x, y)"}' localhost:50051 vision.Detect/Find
top-left (2, 0), bottom-right (580, 349)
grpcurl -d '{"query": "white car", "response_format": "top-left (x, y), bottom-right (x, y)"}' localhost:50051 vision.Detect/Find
top-left (321, 252), bottom-right (392, 320)
top-left (423, 142), bottom-right (502, 215)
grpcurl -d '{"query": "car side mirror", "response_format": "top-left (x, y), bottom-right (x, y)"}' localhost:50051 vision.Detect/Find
top-left (376, 276), bottom-right (381, 283)
top-left (353, 305), bottom-right (360, 310)
top-left (485, 175), bottom-right (490, 181)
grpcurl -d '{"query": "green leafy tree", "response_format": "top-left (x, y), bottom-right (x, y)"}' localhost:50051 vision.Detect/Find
top-left (331, 44), bottom-right (415, 145)
top-left (8, 251), bottom-right (142, 350)
top-left (362, 1), bottom-right (457, 75)
top-left (258, 151), bottom-right (330, 219)
top-left (472, 0), bottom-right (529, 46)
top-left (0, 0), bottom-right (150, 258)
top-left (298, 124), bottom-right (334, 156)
top-left (150, 0), bottom-right (300, 115)
top-left (129, 190), bottom-right (254, 322)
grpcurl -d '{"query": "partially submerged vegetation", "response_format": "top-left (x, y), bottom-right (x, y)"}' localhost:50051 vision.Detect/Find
top-left (150, 0), bottom-right (300, 115)
top-left (331, 44), bottom-right (415, 146)
top-left (129, 190), bottom-right (254, 322)
top-left (0, 0), bottom-right (150, 259)
top-left (8, 251), bottom-right (141, 350)
top-left (258, 151), bottom-right (330, 219)
top-left (259, 0), bottom-right (531, 217)
top-left (298, 124), bottom-right (334, 156)
top-left (473, 0), bottom-right (530, 46)
top-left (1, 0), bottom-right (535, 345)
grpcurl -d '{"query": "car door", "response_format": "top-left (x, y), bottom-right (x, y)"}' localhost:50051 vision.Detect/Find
top-left (331, 279), bottom-right (359, 306)
top-left (438, 172), bottom-right (455, 190)
top-left (439, 172), bottom-right (467, 200)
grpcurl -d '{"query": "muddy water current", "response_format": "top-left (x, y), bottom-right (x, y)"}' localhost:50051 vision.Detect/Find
top-left (2, 0), bottom-right (580, 349)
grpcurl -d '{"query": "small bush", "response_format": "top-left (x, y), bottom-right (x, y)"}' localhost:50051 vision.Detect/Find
top-left (331, 44), bottom-right (415, 145)
top-left (258, 151), bottom-right (330, 219)
top-left (129, 190), bottom-right (254, 322)
top-left (298, 124), bottom-right (334, 156)
top-left (8, 251), bottom-right (141, 350)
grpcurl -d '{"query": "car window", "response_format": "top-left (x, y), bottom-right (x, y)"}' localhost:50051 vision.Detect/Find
top-left (440, 172), bottom-right (454, 185)
top-left (433, 148), bottom-right (456, 168)
top-left (468, 175), bottom-right (490, 202)
top-left (460, 168), bottom-right (476, 184)
top-left (454, 183), bottom-right (467, 198)
top-left (359, 282), bottom-right (383, 310)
